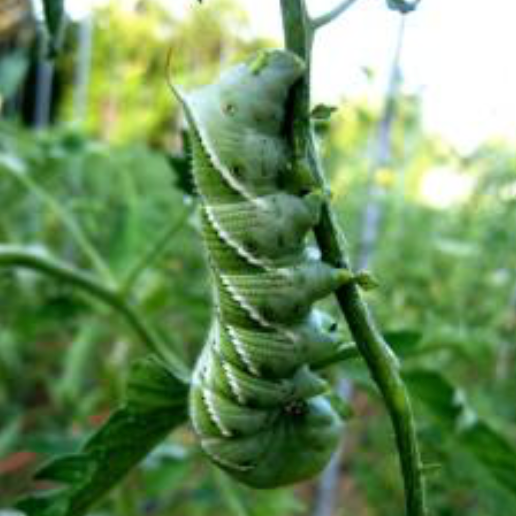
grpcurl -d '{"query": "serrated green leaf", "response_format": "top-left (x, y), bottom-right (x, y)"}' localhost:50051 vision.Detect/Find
top-left (17, 355), bottom-right (189, 516)
top-left (34, 455), bottom-right (96, 484)
top-left (126, 355), bottom-right (188, 413)
top-left (384, 329), bottom-right (422, 357)
top-left (16, 492), bottom-right (68, 516)
top-left (403, 369), bottom-right (462, 428)
top-left (404, 368), bottom-right (516, 497)
top-left (461, 422), bottom-right (516, 495)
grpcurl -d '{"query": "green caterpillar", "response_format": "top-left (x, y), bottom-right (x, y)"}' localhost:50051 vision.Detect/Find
top-left (175, 50), bottom-right (356, 488)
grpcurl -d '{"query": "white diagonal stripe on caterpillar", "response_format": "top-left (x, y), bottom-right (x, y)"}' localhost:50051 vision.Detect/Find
top-left (226, 324), bottom-right (261, 376)
top-left (218, 273), bottom-right (272, 329)
top-left (202, 388), bottom-right (233, 437)
top-left (203, 203), bottom-right (269, 269)
top-left (186, 98), bottom-right (255, 202)
top-left (221, 360), bottom-right (247, 405)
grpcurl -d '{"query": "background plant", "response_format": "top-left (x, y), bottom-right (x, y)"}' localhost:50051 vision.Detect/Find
top-left (0, 1), bottom-right (515, 515)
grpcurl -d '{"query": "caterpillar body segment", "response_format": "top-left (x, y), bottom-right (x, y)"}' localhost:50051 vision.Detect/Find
top-left (219, 315), bottom-right (342, 378)
top-left (218, 262), bottom-right (352, 325)
top-left (204, 191), bottom-right (324, 267)
top-left (178, 50), bottom-right (349, 487)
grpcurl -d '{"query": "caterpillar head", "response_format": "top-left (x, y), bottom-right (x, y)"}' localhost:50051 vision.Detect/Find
top-left (179, 50), bottom-right (305, 198)
top-left (216, 50), bottom-right (305, 133)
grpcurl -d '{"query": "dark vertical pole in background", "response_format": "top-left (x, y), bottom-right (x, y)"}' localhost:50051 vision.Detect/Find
top-left (33, 27), bottom-right (54, 128)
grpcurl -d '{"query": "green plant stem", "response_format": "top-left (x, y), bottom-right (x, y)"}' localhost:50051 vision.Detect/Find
top-left (311, 343), bottom-right (360, 370)
top-left (280, 2), bottom-right (426, 515)
top-left (121, 208), bottom-right (190, 295)
top-left (0, 245), bottom-right (189, 382)
top-left (1, 166), bottom-right (115, 285)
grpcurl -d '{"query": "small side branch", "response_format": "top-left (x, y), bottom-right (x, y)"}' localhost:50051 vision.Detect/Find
top-left (311, 343), bottom-right (360, 370)
top-left (0, 245), bottom-right (190, 382)
top-left (311, 0), bottom-right (362, 31)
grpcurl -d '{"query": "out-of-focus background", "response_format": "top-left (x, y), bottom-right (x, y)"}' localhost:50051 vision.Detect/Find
top-left (0, 1), bottom-right (515, 515)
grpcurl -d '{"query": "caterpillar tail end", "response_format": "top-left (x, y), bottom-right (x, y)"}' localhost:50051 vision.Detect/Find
top-left (217, 394), bottom-right (344, 489)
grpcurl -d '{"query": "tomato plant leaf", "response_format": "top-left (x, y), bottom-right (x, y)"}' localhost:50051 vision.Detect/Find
top-left (384, 330), bottom-right (423, 358)
top-left (461, 422), bottom-right (516, 495)
top-left (404, 369), bottom-right (516, 497)
top-left (403, 369), bottom-right (463, 428)
top-left (17, 356), bottom-right (188, 516)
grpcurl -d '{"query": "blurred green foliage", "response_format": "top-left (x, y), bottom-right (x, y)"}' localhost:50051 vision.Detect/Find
top-left (57, 0), bottom-right (272, 144)
top-left (0, 1), bottom-right (515, 515)
top-left (323, 94), bottom-right (516, 516)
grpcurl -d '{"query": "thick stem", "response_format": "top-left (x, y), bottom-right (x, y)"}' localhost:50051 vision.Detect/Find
top-left (0, 246), bottom-right (189, 382)
top-left (280, 2), bottom-right (426, 515)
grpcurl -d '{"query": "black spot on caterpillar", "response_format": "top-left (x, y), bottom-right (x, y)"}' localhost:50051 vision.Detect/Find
top-left (174, 50), bottom-right (353, 488)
